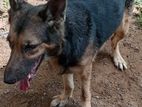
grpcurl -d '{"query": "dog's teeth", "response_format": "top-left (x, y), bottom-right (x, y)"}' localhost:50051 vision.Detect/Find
top-left (28, 74), bottom-right (31, 79)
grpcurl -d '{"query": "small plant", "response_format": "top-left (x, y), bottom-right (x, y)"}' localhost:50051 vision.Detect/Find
top-left (135, 0), bottom-right (142, 6)
top-left (135, 0), bottom-right (142, 27)
top-left (137, 13), bottom-right (142, 26)
top-left (3, 0), bottom-right (9, 10)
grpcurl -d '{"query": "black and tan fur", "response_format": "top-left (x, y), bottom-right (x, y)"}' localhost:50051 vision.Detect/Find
top-left (4, 0), bottom-right (134, 107)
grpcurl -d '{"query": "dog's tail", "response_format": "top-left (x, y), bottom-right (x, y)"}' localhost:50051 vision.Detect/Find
top-left (125, 0), bottom-right (134, 15)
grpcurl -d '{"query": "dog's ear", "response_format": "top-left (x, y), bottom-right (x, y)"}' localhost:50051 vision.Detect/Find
top-left (48, 0), bottom-right (66, 19)
top-left (9, 0), bottom-right (25, 11)
top-left (38, 0), bottom-right (66, 21)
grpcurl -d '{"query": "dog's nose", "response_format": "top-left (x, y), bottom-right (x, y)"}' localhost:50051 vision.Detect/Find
top-left (4, 76), bottom-right (16, 84)
top-left (4, 72), bottom-right (17, 84)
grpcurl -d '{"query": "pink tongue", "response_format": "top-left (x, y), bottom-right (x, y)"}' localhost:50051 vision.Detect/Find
top-left (19, 77), bottom-right (30, 91)
top-left (19, 56), bottom-right (41, 91)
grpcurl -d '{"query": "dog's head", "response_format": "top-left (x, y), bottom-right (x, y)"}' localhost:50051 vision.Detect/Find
top-left (4, 0), bottom-right (66, 91)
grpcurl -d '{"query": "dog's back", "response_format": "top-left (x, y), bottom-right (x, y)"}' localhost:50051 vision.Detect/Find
top-left (66, 0), bottom-right (133, 44)
top-left (59, 0), bottom-right (133, 67)
top-left (66, 0), bottom-right (127, 47)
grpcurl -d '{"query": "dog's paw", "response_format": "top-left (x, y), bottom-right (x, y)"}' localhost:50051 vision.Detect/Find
top-left (113, 54), bottom-right (127, 71)
top-left (50, 95), bottom-right (68, 107)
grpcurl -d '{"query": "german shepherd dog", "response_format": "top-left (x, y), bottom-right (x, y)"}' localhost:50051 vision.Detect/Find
top-left (4, 0), bottom-right (134, 107)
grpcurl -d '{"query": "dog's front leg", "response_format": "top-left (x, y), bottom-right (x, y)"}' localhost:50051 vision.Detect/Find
top-left (80, 64), bottom-right (92, 107)
top-left (50, 73), bottom-right (74, 107)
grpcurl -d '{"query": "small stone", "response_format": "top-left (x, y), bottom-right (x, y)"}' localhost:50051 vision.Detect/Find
top-left (95, 96), bottom-right (100, 99)
top-left (43, 92), bottom-right (46, 96)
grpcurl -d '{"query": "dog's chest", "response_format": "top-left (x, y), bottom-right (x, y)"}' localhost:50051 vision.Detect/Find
top-left (47, 57), bottom-right (63, 73)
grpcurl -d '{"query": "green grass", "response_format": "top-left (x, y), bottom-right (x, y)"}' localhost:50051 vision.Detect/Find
top-left (135, 0), bottom-right (142, 5)
top-left (135, 0), bottom-right (142, 27)
top-left (3, 0), bottom-right (9, 10)
top-left (137, 13), bottom-right (142, 26)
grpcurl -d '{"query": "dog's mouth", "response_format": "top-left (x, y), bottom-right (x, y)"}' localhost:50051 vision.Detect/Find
top-left (19, 56), bottom-right (43, 91)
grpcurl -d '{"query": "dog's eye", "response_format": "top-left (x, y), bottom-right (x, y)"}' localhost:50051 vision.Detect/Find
top-left (23, 44), bottom-right (38, 52)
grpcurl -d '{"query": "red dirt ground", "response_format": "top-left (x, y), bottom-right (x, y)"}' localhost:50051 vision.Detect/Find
top-left (0, 1), bottom-right (142, 107)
